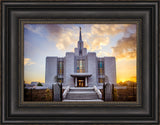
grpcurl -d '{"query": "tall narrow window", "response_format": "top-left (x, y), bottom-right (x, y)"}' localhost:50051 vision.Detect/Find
top-left (58, 61), bottom-right (63, 75)
top-left (98, 61), bottom-right (104, 75)
top-left (77, 60), bottom-right (85, 73)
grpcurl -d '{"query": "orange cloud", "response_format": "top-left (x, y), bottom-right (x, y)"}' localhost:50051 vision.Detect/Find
top-left (24, 58), bottom-right (35, 66)
top-left (44, 25), bottom-right (77, 51)
top-left (84, 42), bottom-right (90, 50)
top-left (90, 37), bottom-right (110, 51)
top-left (91, 24), bottom-right (135, 36)
top-left (84, 24), bottom-right (136, 52)
top-left (97, 50), bottom-right (111, 57)
top-left (130, 76), bottom-right (137, 82)
top-left (112, 33), bottom-right (136, 59)
top-left (55, 26), bottom-right (110, 52)
top-left (56, 31), bottom-right (77, 51)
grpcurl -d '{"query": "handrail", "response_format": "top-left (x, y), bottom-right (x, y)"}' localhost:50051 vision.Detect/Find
top-left (93, 86), bottom-right (102, 99)
top-left (62, 86), bottom-right (70, 99)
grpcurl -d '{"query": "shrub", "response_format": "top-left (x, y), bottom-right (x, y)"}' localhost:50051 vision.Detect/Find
top-left (113, 89), bottom-right (118, 101)
top-left (45, 88), bottom-right (52, 101)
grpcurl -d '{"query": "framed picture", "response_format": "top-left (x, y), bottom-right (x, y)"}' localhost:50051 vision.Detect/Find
top-left (23, 23), bottom-right (137, 103)
top-left (1, 0), bottom-right (159, 124)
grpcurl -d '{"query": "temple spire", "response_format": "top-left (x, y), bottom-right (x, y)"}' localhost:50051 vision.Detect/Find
top-left (79, 27), bottom-right (82, 41)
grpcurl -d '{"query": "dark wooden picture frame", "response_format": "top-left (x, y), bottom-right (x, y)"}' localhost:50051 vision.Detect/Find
top-left (1, 0), bottom-right (159, 124)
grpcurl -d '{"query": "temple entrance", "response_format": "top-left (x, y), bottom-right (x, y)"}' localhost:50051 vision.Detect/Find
top-left (71, 73), bottom-right (91, 87)
top-left (77, 77), bottom-right (85, 87)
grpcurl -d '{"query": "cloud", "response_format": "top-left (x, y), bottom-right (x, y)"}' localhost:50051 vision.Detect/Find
top-left (45, 24), bottom-right (62, 35)
top-left (25, 24), bottom-right (78, 51)
top-left (83, 24), bottom-right (136, 52)
top-left (24, 58), bottom-right (35, 66)
top-left (112, 33), bottom-right (136, 59)
top-left (97, 50), bottom-right (111, 57)
top-left (90, 37), bottom-right (110, 51)
top-left (44, 24), bottom-right (63, 41)
top-left (56, 30), bottom-right (77, 51)
top-left (24, 24), bottom-right (43, 36)
top-left (52, 25), bottom-right (111, 52)
top-left (91, 24), bottom-right (136, 36)
top-left (84, 42), bottom-right (90, 50)
top-left (130, 76), bottom-right (136, 79)
top-left (130, 76), bottom-right (137, 81)
top-left (24, 24), bottom-right (136, 55)
top-left (24, 24), bottom-right (64, 42)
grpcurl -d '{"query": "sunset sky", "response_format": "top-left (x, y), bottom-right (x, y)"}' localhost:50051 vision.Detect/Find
top-left (24, 24), bottom-right (137, 84)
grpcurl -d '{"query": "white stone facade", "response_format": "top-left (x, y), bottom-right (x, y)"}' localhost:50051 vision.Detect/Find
top-left (64, 52), bottom-right (75, 86)
top-left (87, 52), bottom-right (98, 87)
top-left (45, 27), bottom-right (117, 88)
top-left (45, 57), bottom-right (58, 84)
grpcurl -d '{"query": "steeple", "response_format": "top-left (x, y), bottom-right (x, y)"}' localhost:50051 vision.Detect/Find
top-left (74, 27), bottom-right (87, 56)
top-left (78, 27), bottom-right (83, 56)
top-left (79, 27), bottom-right (82, 41)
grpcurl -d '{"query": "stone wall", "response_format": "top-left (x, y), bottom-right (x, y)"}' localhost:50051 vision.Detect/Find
top-left (104, 57), bottom-right (117, 84)
top-left (100, 85), bottom-right (137, 101)
top-left (24, 89), bottom-right (52, 101)
top-left (53, 83), bottom-right (62, 101)
top-left (115, 87), bottom-right (137, 101)
top-left (45, 57), bottom-right (58, 84)
top-left (104, 83), bottom-right (113, 101)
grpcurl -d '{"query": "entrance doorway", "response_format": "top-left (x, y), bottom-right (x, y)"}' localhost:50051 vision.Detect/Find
top-left (77, 77), bottom-right (85, 87)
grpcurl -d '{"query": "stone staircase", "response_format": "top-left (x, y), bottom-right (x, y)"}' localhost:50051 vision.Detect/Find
top-left (63, 87), bottom-right (103, 102)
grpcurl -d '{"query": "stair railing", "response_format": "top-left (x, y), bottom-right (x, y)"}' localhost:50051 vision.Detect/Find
top-left (63, 86), bottom-right (70, 99)
top-left (93, 86), bottom-right (102, 99)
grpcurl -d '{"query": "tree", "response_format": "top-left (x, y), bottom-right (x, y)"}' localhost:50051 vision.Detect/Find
top-left (37, 82), bottom-right (43, 86)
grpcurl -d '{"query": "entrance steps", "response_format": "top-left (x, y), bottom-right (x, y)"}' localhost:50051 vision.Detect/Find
top-left (63, 87), bottom-right (103, 102)
top-left (69, 87), bottom-right (94, 92)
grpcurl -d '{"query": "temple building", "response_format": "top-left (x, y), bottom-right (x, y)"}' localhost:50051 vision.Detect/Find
top-left (45, 27), bottom-right (116, 89)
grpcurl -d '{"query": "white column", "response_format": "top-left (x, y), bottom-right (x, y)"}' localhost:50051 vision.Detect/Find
top-left (85, 77), bottom-right (87, 87)
top-left (75, 77), bottom-right (77, 87)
